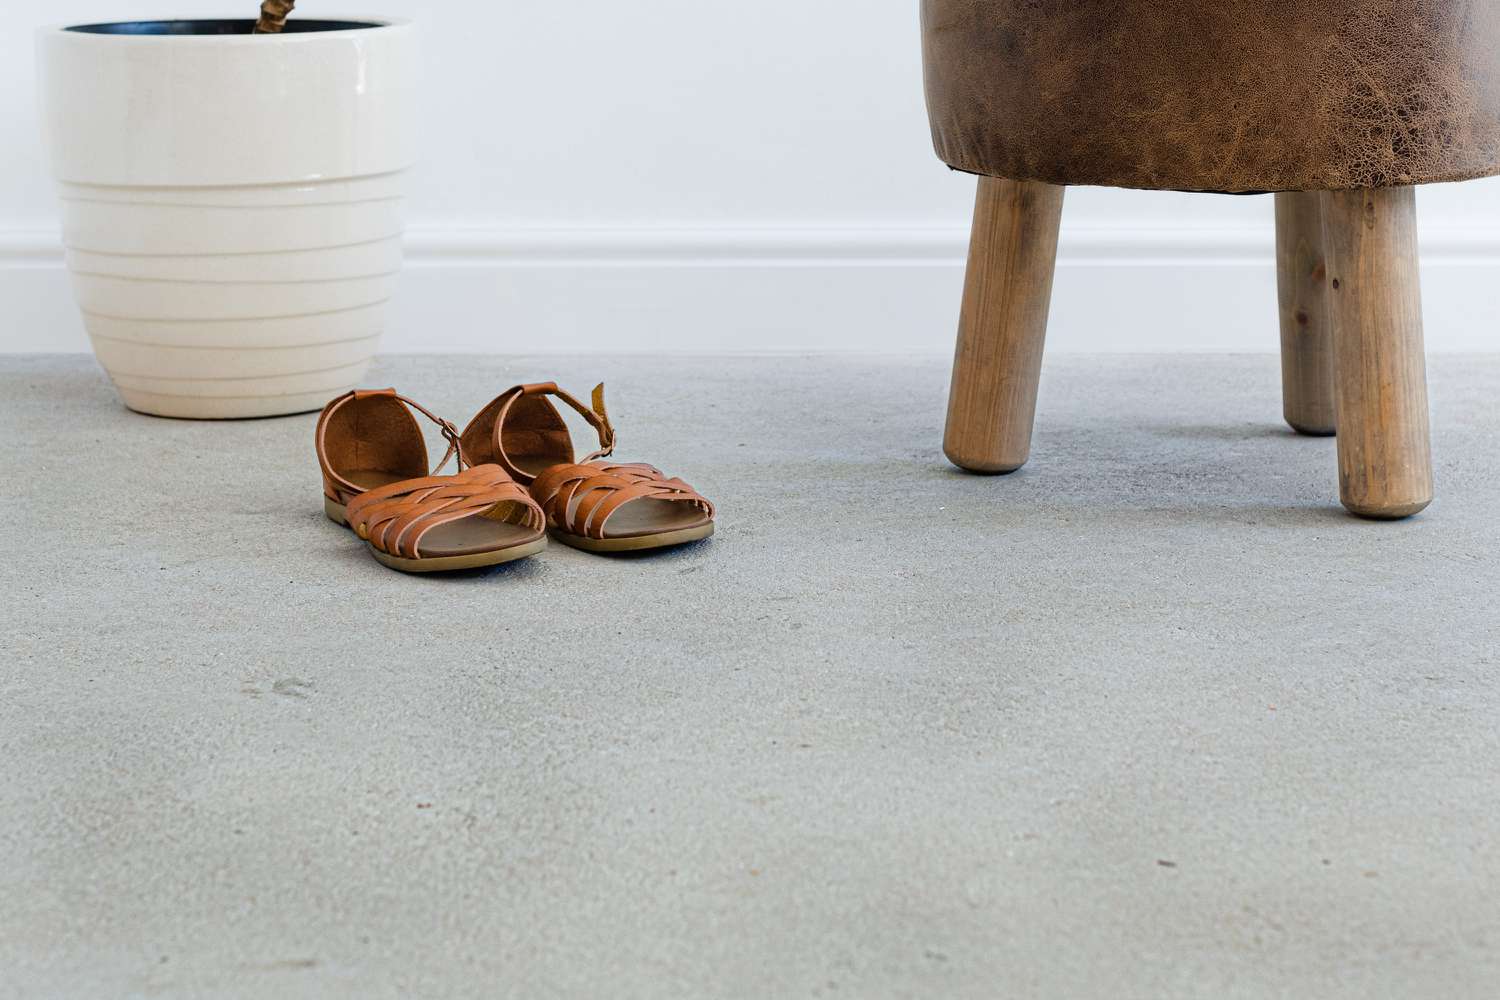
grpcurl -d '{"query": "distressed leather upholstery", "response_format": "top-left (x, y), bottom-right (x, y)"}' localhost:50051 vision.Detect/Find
top-left (922, 0), bottom-right (1500, 192)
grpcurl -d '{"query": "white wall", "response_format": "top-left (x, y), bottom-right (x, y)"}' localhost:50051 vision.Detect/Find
top-left (6, 1), bottom-right (1500, 353)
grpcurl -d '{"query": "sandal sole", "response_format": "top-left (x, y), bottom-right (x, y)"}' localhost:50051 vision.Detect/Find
top-left (326, 496), bottom-right (351, 527)
top-left (368, 536), bottom-right (547, 573)
top-left (551, 521), bottom-right (714, 553)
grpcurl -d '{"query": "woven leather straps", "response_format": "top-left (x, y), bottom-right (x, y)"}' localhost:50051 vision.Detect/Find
top-left (343, 466), bottom-right (545, 560)
top-left (530, 461), bottom-right (715, 540)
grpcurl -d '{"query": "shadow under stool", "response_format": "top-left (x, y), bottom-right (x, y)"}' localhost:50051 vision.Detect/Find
top-left (922, 1), bottom-right (1500, 519)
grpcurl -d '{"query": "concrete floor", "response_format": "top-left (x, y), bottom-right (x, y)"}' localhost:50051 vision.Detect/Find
top-left (3, 353), bottom-right (1499, 999)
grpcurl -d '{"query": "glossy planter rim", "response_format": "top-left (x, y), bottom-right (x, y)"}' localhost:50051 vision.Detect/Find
top-left (40, 16), bottom-right (411, 40)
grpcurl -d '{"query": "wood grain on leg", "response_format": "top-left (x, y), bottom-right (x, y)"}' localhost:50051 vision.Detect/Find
top-left (944, 177), bottom-right (1065, 473)
top-left (1322, 187), bottom-right (1433, 519)
top-left (1275, 192), bottom-right (1336, 436)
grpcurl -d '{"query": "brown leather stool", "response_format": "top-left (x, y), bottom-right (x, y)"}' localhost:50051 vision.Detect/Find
top-left (923, 1), bottom-right (1500, 518)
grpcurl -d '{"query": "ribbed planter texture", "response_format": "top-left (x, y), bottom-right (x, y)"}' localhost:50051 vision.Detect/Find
top-left (38, 18), bottom-right (416, 418)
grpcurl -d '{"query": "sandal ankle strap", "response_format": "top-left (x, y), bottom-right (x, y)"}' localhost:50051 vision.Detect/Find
top-left (462, 381), bottom-right (615, 483)
top-left (316, 388), bottom-right (468, 500)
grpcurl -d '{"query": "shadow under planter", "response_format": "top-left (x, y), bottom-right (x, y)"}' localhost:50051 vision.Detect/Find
top-left (37, 17), bottom-right (417, 419)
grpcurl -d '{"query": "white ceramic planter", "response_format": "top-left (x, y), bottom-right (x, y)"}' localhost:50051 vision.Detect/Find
top-left (38, 17), bottom-right (416, 419)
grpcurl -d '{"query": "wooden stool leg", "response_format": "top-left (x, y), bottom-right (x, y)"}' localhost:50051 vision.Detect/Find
top-left (943, 177), bottom-right (1065, 474)
top-left (1322, 187), bottom-right (1433, 519)
top-left (1275, 192), bottom-right (1336, 436)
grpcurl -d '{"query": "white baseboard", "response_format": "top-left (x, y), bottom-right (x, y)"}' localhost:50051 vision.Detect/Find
top-left (5, 224), bottom-right (1500, 353)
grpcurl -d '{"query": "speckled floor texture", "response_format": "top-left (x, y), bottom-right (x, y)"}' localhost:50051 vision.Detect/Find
top-left (3, 353), bottom-right (1499, 999)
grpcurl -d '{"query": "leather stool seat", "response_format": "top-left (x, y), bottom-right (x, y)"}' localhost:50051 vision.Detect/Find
top-left (922, 0), bottom-right (1500, 192)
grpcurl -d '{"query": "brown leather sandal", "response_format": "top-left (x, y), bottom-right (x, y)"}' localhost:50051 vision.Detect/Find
top-left (315, 389), bottom-right (547, 572)
top-left (460, 382), bottom-right (715, 553)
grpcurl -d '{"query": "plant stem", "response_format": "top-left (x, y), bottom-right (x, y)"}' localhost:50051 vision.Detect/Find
top-left (252, 0), bottom-right (296, 34)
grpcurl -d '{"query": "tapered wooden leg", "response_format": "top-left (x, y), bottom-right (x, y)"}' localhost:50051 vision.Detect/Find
top-left (1321, 187), bottom-right (1433, 519)
top-left (1275, 192), bottom-right (1336, 436)
top-left (944, 177), bottom-right (1065, 473)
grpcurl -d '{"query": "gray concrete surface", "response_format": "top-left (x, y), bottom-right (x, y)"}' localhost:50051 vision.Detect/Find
top-left (3, 353), bottom-right (1499, 999)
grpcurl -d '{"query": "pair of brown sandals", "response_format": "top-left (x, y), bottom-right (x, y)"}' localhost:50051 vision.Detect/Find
top-left (314, 381), bottom-right (715, 572)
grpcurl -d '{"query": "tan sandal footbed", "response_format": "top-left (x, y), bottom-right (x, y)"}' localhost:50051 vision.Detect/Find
top-left (551, 521), bottom-right (714, 553)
